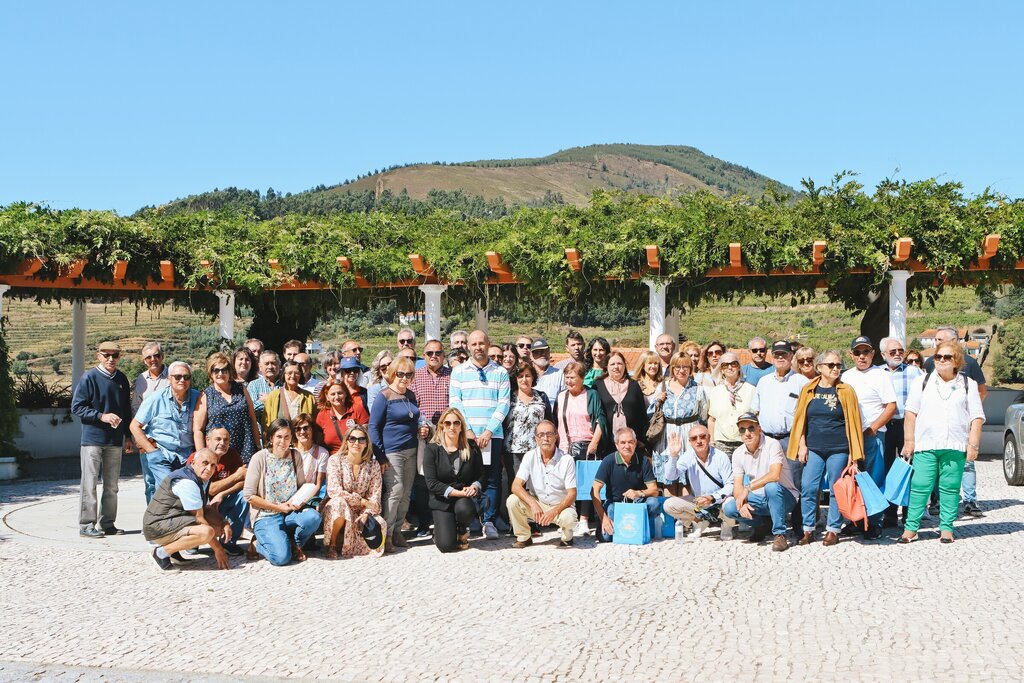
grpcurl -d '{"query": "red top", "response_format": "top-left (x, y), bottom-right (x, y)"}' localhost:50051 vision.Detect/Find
top-left (316, 402), bottom-right (370, 454)
top-left (186, 447), bottom-right (244, 481)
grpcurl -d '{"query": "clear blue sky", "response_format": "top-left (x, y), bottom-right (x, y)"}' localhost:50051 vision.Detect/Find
top-left (2, 2), bottom-right (1021, 214)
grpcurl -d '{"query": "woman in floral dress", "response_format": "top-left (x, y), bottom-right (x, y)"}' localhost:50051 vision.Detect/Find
top-left (322, 425), bottom-right (386, 559)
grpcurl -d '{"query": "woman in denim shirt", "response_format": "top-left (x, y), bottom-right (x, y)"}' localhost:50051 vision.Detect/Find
top-left (653, 353), bottom-right (708, 491)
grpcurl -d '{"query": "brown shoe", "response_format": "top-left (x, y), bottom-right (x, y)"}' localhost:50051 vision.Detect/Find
top-left (392, 531), bottom-right (409, 548)
top-left (771, 535), bottom-right (789, 552)
top-left (512, 538), bottom-right (533, 549)
top-left (797, 531), bottom-right (815, 546)
top-left (822, 531), bottom-right (839, 546)
top-left (457, 532), bottom-right (469, 551)
top-left (291, 542), bottom-right (307, 563)
top-left (246, 540), bottom-right (260, 561)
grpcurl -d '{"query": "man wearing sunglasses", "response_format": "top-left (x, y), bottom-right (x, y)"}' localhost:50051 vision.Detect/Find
top-left (410, 339), bottom-right (452, 537)
top-left (722, 413), bottom-right (799, 552)
top-left (530, 338), bottom-right (565, 412)
top-left (130, 361), bottom-right (201, 503)
top-left (742, 337), bottom-right (775, 387)
top-left (663, 425), bottom-right (735, 539)
top-left (840, 336), bottom-right (897, 539)
top-left (449, 330), bottom-right (511, 539)
top-left (131, 341), bottom-right (169, 503)
top-left (71, 341), bottom-right (132, 538)
top-left (879, 336), bottom-right (924, 526)
top-left (397, 327), bottom-right (426, 369)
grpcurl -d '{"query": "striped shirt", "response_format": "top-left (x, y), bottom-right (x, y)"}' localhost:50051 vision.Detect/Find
top-left (448, 360), bottom-right (511, 438)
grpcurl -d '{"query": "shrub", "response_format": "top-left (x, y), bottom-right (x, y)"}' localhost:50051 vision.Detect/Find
top-left (0, 330), bottom-right (18, 452)
top-left (14, 372), bottom-right (71, 409)
top-left (15, 351), bottom-right (30, 361)
top-left (801, 317), bottom-right (815, 328)
top-left (12, 360), bottom-right (27, 375)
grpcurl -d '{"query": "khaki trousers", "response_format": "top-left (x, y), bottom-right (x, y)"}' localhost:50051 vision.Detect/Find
top-left (506, 494), bottom-right (578, 542)
top-left (663, 495), bottom-right (736, 529)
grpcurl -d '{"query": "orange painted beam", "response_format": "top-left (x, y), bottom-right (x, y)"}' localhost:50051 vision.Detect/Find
top-left (159, 261), bottom-right (174, 282)
top-left (485, 251), bottom-right (520, 285)
top-left (565, 248), bottom-right (582, 273)
top-left (894, 237), bottom-right (913, 263)
top-left (729, 243), bottom-right (742, 269)
top-left (112, 260), bottom-right (127, 281)
top-left (268, 259), bottom-right (282, 272)
top-left (812, 241), bottom-right (826, 266)
top-left (982, 234), bottom-right (1000, 259)
top-left (409, 254), bottom-right (436, 278)
top-left (645, 245), bottom-right (661, 271)
top-left (337, 256), bottom-right (371, 288)
top-left (65, 260), bottom-right (86, 278)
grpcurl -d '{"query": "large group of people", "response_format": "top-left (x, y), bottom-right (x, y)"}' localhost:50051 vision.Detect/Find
top-left (69, 322), bottom-right (987, 570)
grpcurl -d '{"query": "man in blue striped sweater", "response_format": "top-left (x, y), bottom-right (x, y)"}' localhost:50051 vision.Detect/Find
top-left (448, 330), bottom-right (511, 539)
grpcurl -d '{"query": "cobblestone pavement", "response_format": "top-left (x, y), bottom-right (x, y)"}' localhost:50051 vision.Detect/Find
top-left (1, 457), bottom-right (1022, 682)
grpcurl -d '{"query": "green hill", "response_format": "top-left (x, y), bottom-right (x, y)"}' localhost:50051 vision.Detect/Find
top-left (147, 144), bottom-right (797, 217)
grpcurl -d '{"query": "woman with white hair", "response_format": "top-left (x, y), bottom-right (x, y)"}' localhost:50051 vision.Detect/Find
top-left (706, 351), bottom-right (755, 455)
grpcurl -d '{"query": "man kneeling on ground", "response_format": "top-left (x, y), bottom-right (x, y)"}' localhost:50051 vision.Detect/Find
top-left (507, 420), bottom-right (578, 548)
top-left (143, 448), bottom-right (232, 570)
top-left (186, 425), bottom-right (248, 556)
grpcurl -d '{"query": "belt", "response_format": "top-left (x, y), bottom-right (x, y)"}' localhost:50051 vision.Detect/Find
top-left (765, 432), bottom-right (788, 440)
top-left (889, 418), bottom-right (905, 423)
top-left (665, 416), bottom-right (699, 426)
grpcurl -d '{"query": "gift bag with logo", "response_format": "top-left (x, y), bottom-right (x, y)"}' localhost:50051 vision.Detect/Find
top-left (855, 470), bottom-right (889, 518)
top-left (612, 500), bottom-right (651, 545)
top-left (883, 456), bottom-right (913, 507)
top-left (575, 460), bottom-right (601, 502)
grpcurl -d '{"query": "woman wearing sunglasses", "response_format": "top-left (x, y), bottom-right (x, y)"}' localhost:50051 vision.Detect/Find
top-left (695, 340), bottom-right (727, 389)
top-left (793, 346), bottom-right (818, 381)
top-left (904, 350), bottom-right (924, 368)
top-left (787, 350), bottom-right (865, 546)
top-left (706, 352), bottom-right (755, 456)
top-left (322, 425), bottom-right (386, 559)
top-left (368, 356), bottom-right (420, 552)
top-left (423, 408), bottom-right (484, 553)
top-left (316, 379), bottom-right (369, 455)
top-left (193, 352), bottom-right (261, 465)
top-left (292, 413), bottom-right (328, 501)
top-left (899, 342), bottom-right (985, 544)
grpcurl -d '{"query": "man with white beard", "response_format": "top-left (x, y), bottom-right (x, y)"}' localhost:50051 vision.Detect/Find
top-left (879, 337), bottom-right (923, 527)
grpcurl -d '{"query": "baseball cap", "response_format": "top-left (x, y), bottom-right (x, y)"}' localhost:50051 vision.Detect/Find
top-left (338, 357), bottom-right (368, 372)
top-left (850, 335), bottom-right (873, 350)
top-left (771, 340), bottom-right (793, 354)
top-left (530, 338), bottom-right (550, 351)
top-left (736, 412), bottom-right (759, 426)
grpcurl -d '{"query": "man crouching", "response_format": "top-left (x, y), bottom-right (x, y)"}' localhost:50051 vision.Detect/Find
top-left (143, 448), bottom-right (231, 571)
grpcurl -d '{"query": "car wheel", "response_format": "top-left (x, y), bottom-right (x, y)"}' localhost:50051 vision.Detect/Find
top-left (1005, 436), bottom-right (1024, 486)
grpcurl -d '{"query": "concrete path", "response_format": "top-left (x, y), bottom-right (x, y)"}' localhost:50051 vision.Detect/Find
top-left (1, 460), bottom-right (1022, 682)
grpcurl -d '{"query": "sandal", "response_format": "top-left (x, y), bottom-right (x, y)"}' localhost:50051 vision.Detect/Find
top-left (291, 542), bottom-right (307, 563)
top-left (939, 533), bottom-right (954, 544)
top-left (897, 534), bottom-right (918, 544)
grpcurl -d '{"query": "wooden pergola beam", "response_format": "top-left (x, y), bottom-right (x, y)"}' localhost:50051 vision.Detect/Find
top-left (565, 248), bottom-right (582, 273)
top-left (645, 245), bottom-right (661, 271)
top-left (113, 260), bottom-right (127, 281)
top-left (812, 241), bottom-right (826, 266)
top-left (159, 261), bottom-right (174, 282)
top-left (729, 243), bottom-right (742, 269)
top-left (486, 251), bottom-right (520, 284)
top-left (894, 237), bottom-right (913, 263)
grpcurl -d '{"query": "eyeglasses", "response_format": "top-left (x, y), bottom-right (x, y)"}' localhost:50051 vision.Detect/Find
top-left (394, 371), bottom-right (414, 380)
top-left (851, 349), bottom-right (873, 357)
top-left (536, 431), bottom-right (556, 439)
top-left (210, 366), bottom-right (230, 375)
top-left (688, 434), bottom-right (709, 441)
top-left (720, 361), bottom-right (740, 369)
top-left (887, 349), bottom-right (905, 356)
top-left (347, 435), bottom-right (368, 443)
top-left (143, 354), bottom-right (161, 362)
top-left (907, 358), bottom-right (923, 366)
top-left (297, 361), bottom-right (311, 366)
top-left (425, 350), bottom-right (444, 357)
top-left (379, 364), bottom-right (391, 372)
top-left (707, 349), bottom-right (723, 356)
top-left (442, 420), bottom-right (462, 428)
top-left (398, 338), bottom-right (414, 346)
top-left (797, 358), bottom-right (814, 365)
top-left (819, 362), bottom-right (842, 370)
top-left (516, 343), bottom-right (531, 349)
top-left (342, 368), bottom-right (360, 375)
top-left (934, 354), bottom-right (954, 362)
top-left (673, 366), bottom-right (689, 373)
top-left (687, 353), bottom-right (700, 360)
top-left (772, 352), bottom-right (791, 359)
top-left (294, 425), bottom-right (311, 432)
top-left (738, 425), bottom-right (758, 434)
top-left (345, 346), bottom-right (364, 354)
top-left (100, 352), bottom-right (120, 359)
top-left (170, 374), bottom-right (191, 381)
top-left (477, 368), bottom-right (489, 383)
top-left (750, 347), bottom-right (767, 354)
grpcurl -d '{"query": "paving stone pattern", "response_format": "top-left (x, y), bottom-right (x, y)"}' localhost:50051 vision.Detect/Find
top-left (0, 459), bottom-right (1021, 682)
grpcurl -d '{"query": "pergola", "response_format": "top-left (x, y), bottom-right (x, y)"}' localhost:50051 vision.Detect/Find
top-left (0, 233), bottom-right (1015, 391)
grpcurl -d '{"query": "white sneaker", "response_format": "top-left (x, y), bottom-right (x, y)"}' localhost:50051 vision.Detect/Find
top-left (719, 524), bottom-right (734, 541)
top-left (574, 519), bottom-right (590, 537)
top-left (690, 521), bottom-right (709, 538)
top-left (182, 547), bottom-right (202, 556)
top-left (483, 522), bottom-right (499, 540)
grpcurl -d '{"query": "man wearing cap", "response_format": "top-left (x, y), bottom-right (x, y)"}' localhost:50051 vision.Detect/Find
top-left (742, 337), bottom-right (774, 387)
top-left (530, 338), bottom-right (565, 412)
top-left (507, 420), bottom-right (579, 548)
top-left (71, 341), bottom-right (132, 538)
top-left (722, 413), bottom-right (799, 551)
top-left (841, 336), bottom-right (896, 539)
top-left (751, 341), bottom-right (809, 451)
top-left (129, 361), bottom-right (201, 493)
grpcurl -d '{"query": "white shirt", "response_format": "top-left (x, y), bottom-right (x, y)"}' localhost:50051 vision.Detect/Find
top-left (840, 366), bottom-right (897, 432)
top-left (515, 446), bottom-right (577, 506)
top-left (731, 436), bottom-right (799, 501)
top-left (751, 371), bottom-right (809, 435)
top-left (534, 365), bottom-right (565, 411)
top-left (905, 373), bottom-right (985, 452)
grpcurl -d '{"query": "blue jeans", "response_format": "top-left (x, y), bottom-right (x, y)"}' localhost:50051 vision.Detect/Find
top-left (723, 483), bottom-right (796, 537)
top-left (218, 490), bottom-right (249, 544)
top-left (145, 449), bottom-right (184, 492)
top-left (140, 451), bottom-right (157, 504)
top-left (863, 432), bottom-right (886, 527)
top-left (598, 498), bottom-right (661, 543)
top-left (961, 460), bottom-right (977, 503)
top-left (252, 509), bottom-right (321, 565)
top-left (801, 451), bottom-right (848, 534)
top-left (478, 438), bottom-right (505, 525)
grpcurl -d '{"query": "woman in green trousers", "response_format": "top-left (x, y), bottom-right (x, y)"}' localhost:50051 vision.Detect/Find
top-left (899, 341), bottom-right (985, 543)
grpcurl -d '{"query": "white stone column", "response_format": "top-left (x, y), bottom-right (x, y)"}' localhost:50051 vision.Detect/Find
top-left (418, 284), bottom-right (447, 342)
top-left (0, 284), bottom-right (10, 321)
top-left (216, 290), bottom-right (236, 341)
top-left (71, 300), bottom-right (87, 392)
top-left (889, 270), bottom-right (912, 343)
top-left (643, 279), bottom-right (666, 351)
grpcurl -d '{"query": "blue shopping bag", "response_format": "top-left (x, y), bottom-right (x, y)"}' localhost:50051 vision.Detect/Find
top-left (613, 501), bottom-right (651, 545)
top-left (883, 456), bottom-right (913, 507)
top-left (656, 496), bottom-right (674, 539)
top-left (855, 470), bottom-right (889, 518)
top-left (575, 460), bottom-right (601, 501)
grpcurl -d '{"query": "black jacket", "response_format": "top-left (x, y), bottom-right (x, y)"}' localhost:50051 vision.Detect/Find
top-left (594, 378), bottom-right (650, 447)
top-left (422, 441), bottom-right (484, 511)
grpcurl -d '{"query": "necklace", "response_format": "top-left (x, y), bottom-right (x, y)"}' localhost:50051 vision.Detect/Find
top-left (935, 375), bottom-right (957, 401)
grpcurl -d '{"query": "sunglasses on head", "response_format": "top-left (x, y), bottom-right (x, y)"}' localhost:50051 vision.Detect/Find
top-left (347, 435), bottom-right (368, 443)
